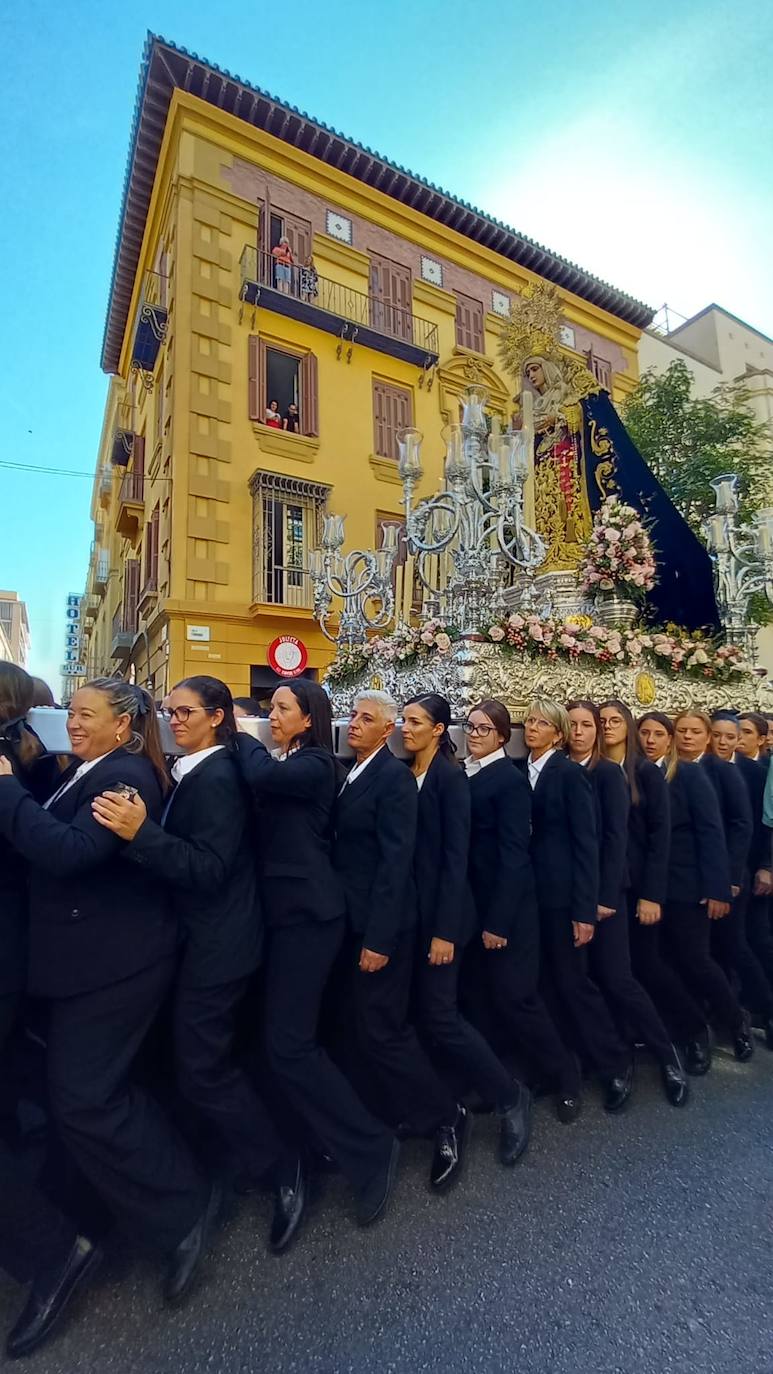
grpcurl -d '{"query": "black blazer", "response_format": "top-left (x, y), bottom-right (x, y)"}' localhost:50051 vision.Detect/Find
top-left (587, 757), bottom-right (630, 911)
top-left (516, 751), bottom-right (598, 924)
top-left (626, 756), bottom-right (671, 905)
top-left (0, 742), bottom-right (30, 999)
top-left (0, 748), bottom-right (176, 999)
top-left (236, 735), bottom-right (344, 927)
top-left (734, 752), bottom-right (768, 875)
top-left (467, 756), bottom-right (537, 941)
top-left (333, 746), bottom-right (417, 957)
top-left (126, 748), bottom-right (262, 988)
top-left (698, 753), bottom-right (752, 890)
top-left (412, 751), bottom-right (475, 948)
top-left (666, 761), bottom-right (731, 905)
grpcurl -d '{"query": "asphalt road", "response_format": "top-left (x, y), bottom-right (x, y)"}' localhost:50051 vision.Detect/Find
top-left (2, 1045), bottom-right (771, 1374)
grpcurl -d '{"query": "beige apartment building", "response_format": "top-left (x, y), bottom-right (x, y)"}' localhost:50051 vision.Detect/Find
top-left (0, 592), bottom-right (31, 667)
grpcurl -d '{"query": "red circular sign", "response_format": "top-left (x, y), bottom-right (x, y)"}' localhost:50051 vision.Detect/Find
top-left (267, 635), bottom-right (309, 678)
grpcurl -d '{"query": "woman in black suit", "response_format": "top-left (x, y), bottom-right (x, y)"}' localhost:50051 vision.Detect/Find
top-left (92, 676), bottom-right (305, 1252)
top-left (235, 681), bottom-right (397, 1228)
top-left (401, 694), bottom-right (530, 1166)
top-left (521, 697), bottom-right (632, 1111)
top-left (599, 699), bottom-right (710, 1076)
top-left (637, 711), bottom-right (750, 1062)
top-left (460, 698), bottom-right (582, 1122)
top-left (0, 677), bottom-right (215, 1306)
top-left (567, 700), bottom-right (687, 1105)
top-left (673, 710), bottom-right (756, 1061)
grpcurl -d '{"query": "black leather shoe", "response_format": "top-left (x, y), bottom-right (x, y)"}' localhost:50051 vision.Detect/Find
top-left (499, 1088), bottom-right (532, 1166)
top-left (603, 1062), bottom-right (634, 1113)
top-left (269, 1155), bottom-right (306, 1254)
top-left (556, 1093), bottom-right (582, 1123)
top-left (430, 1105), bottom-right (470, 1191)
top-left (685, 1035), bottom-right (712, 1075)
top-left (6, 1236), bottom-right (101, 1361)
top-left (733, 1013), bottom-right (755, 1063)
top-left (163, 1181), bottom-right (222, 1305)
top-left (356, 1138), bottom-right (400, 1226)
top-left (660, 1046), bottom-right (689, 1107)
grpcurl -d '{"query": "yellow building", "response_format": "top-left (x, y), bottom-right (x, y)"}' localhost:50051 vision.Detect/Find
top-left (82, 34), bottom-right (653, 702)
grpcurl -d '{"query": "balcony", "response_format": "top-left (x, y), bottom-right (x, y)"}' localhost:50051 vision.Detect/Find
top-left (239, 247), bottom-right (439, 369)
top-left (115, 470), bottom-right (145, 540)
top-left (111, 402), bottom-right (136, 468)
top-left (137, 575), bottom-right (158, 615)
top-left (93, 547), bottom-right (110, 591)
top-left (130, 270), bottom-right (169, 380)
top-left (98, 468), bottom-right (114, 507)
top-left (110, 560), bottom-right (140, 661)
top-left (110, 609), bottom-right (134, 661)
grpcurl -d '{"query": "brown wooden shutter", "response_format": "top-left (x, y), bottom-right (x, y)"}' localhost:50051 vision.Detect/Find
top-left (301, 352), bottom-right (319, 436)
top-left (373, 381), bottom-right (388, 456)
top-left (281, 212), bottom-right (312, 266)
top-left (133, 434), bottom-right (145, 478)
top-left (456, 293), bottom-right (484, 352)
top-left (150, 505), bottom-right (160, 585)
top-left (373, 382), bottom-right (411, 459)
top-left (124, 559), bottom-right (140, 632)
top-left (248, 336), bottom-right (260, 419)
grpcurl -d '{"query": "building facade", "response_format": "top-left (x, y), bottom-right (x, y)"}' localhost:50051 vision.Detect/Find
top-left (0, 592), bottom-right (30, 668)
top-left (81, 36), bottom-right (653, 701)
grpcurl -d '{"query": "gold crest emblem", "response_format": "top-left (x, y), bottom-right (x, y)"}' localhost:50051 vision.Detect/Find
top-left (635, 671), bottom-right (656, 706)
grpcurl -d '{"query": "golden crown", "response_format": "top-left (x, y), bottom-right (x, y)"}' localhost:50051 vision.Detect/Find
top-left (498, 281), bottom-right (564, 382)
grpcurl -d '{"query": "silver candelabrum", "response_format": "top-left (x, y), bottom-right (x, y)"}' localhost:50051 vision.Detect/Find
top-left (309, 385), bottom-right (545, 643)
top-left (704, 474), bottom-right (773, 660)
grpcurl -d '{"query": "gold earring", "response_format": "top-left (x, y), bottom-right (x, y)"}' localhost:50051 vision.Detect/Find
top-left (115, 732), bottom-right (122, 742)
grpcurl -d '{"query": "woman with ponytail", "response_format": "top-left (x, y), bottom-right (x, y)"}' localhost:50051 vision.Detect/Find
top-left (91, 676), bottom-right (306, 1254)
top-left (0, 677), bottom-right (216, 1306)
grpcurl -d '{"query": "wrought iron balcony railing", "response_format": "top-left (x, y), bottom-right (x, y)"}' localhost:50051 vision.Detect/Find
top-left (239, 246), bottom-right (439, 368)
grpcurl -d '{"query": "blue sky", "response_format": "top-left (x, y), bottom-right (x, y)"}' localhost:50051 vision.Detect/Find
top-left (1, 0), bottom-right (771, 689)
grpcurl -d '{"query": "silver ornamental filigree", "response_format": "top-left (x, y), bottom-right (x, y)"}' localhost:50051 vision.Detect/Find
top-left (704, 474), bottom-right (773, 663)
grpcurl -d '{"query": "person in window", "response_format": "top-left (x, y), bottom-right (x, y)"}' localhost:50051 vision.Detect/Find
top-left (234, 681), bottom-right (399, 1229)
top-left (265, 400), bottom-right (282, 429)
top-left (271, 236), bottom-right (294, 294)
top-left (0, 677), bottom-right (216, 1306)
top-left (300, 254), bottom-right (319, 303)
top-left (461, 697), bottom-right (582, 1123)
top-left (91, 676), bottom-right (306, 1255)
top-left (283, 404), bottom-right (301, 434)
top-left (400, 693), bottom-right (531, 1166)
top-left (567, 699), bottom-right (688, 1107)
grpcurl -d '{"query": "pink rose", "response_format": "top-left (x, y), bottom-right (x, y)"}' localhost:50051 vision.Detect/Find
top-left (528, 624), bottom-right (544, 642)
top-left (434, 633), bottom-right (451, 651)
top-left (488, 625), bottom-right (505, 642)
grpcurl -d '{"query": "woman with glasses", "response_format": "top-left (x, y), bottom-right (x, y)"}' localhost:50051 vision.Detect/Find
top-left (637, 711), bottom-right (747, 1069)
top-left (567, 700), bottom-right (688, 1107)
top-left (520, 697), bottom-right (632, 1112)
top-left (91, 676), bottom-right (306, 1255)
top-left (235, 681), bottom-right (398, 1230)
top-left (599, 700), bottom-right (710, 1078)
top-left (400, 694), bottom-right (531, 1166)
top-left (0, 678), bottom-right (214, 1306)
top-left (461, 698), bottom-right (582, 1123)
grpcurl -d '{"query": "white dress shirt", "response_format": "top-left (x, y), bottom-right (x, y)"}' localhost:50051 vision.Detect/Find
top-left (527, 748), bottom-right (556, 790)
top-left (415, 771), bottom-right (427, 791)
top-left (344, 743), bottom-right (385, 787)
top-left (43, 752), bottom-right (112, 810)
top-left (465, 746), bottom-right (506, 778)
top-left (171, 745), bottom-right (224, 784)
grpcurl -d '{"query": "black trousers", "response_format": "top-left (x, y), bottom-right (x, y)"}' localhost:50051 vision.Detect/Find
top-left (47, 959), bottom-right (209, 1254)
top-left (264, 918), bottom-right (391, 1195)
top-left (711, 888), bottom-right (773, 1021)
top-left (462, 923), bottom-right (579, 1094)
top-left (663, 902), bottom-right (745, 1036)
top-left (174, 977), bottom-right (284, 1184)
top-left (539, 907), bottom-right (629, 1079)
top-left (415, 942), bottom-right (517, 1110)
top-left (347, 929), bottom-right (458, 1137)
top-left (589, 901), bottom-right (674, 1061)
top-left (0, 1140), bottom-right (76, 1284)
top-left (745, 894), bottom-right (773, 989)
top-left (627, 895), bottom-right (706, 1042)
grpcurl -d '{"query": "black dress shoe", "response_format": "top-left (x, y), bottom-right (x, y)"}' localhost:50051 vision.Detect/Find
top-left (556, 1094), bottom-right (582, 1124)
top-left (685, 1035), bottom-right (712, 1076)
top-left (430, 1105), bottom-right (470, 1191)
top-left (6, 1236), bottom-right (102, 1361)
top-left (269, 1155), bottom-right (306, 1254)
top-left (660, 1045), bottom-right (689, 1107)
top-left (163, 1181), bottom-right (222, 1305)
top-left (356, 1138), bottom-right (400, 1226)
top-left (733, 1013), bottom-right (755, 1063)
top-left (499, 1088), bottom-right (532, 1166)
top-left (603, 1062), bottom-right (634, 1113)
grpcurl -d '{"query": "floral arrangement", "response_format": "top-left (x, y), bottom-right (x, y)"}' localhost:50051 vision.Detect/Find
top-left (580, 494), bottom-right (657, 597)
top-left (482, 613), bottom-right (748, 684)
top-left (325, 619), bottom-right (460, 686)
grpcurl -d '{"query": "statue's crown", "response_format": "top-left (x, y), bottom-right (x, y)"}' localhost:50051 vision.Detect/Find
top-left (498, 281), bottom-right (564, 380)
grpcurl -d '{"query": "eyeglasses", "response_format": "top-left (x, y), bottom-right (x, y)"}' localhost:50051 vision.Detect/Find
top-left (464, 722), bottom-right (495, 737)
top-left (161, 706), bottom-right (215, 724)
top-left (524, 716), bottom-right (552, 730)
top-left (601, 715), bottom-right (624, 727)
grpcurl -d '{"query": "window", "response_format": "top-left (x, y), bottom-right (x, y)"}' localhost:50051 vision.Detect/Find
top-left (249, 470), bottom-right (330, 607)
top-left (121, 560), bottom-right (140, 634)
top-left (455, 292), bottom-right (484, 353)
top-left (585, 348), bottom-right (612, 391)
top-left (248, 337), bottom-right (319, 436)
top-left (375, 512), bottom-right (422, 614)
top-left (269, 209), bottom-right (312, 264)
top-left (143, 505), bottom-right (160, 595)
top-left (373, 381), bottom-right (413, 461)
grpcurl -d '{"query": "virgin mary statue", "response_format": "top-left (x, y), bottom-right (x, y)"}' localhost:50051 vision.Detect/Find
top-left (523, 355), bottom-right (592, 573)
